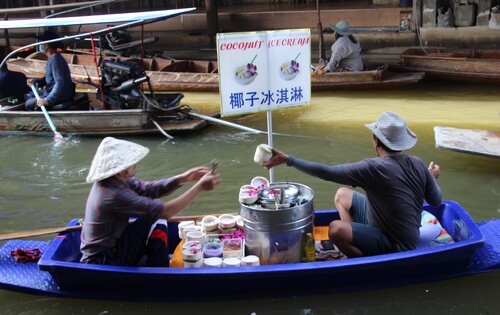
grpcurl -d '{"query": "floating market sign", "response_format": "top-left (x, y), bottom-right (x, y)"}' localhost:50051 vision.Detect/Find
top-left (217, 29), bottom-right (311, 117)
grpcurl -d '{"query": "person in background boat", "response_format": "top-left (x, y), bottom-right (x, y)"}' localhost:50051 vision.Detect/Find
top-left (261, 112), bottom-right (442, 258)
top-left (25, 31), bottom-right (75, 111)
top-left (80, 137), bottom-right (221, 266)
top-left (0, 54), bottom-right (30, 103)
top-left (313, 20), bottom-right (364, 75)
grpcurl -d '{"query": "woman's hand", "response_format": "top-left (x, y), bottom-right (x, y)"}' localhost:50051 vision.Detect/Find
top-left (177, 166), bottom-right (210, 184)
top-left (312, 66), bottom-right (326, 77)
top-left (195, 172), bottom-right (221, 192)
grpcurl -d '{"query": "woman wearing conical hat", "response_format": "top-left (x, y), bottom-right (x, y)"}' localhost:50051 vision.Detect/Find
top-left (80, 137), bottom-right (221, 266)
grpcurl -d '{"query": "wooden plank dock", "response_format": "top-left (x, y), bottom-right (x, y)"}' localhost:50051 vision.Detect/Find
top-left (434, 126), bottom-right (500, 159)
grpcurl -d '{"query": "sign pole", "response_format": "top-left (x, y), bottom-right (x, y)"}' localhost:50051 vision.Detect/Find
top-left (267, 110), bottom-right (275, 183)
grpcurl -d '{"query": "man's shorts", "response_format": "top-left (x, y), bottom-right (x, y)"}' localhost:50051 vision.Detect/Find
top-left (349, 191), bottom-right (394, 256)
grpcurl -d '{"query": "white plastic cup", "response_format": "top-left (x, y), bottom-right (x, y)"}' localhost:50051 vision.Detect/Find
top-left (183, 240), bottom-right (203, 251)
top-left (185, 231), bottom-right (206, 246)
top-left (182, 225), bottom-right (201, 239)
top-left (182, 248), bottom-right (203, 262)
top-left (178, 220), bottom-right (195, 239)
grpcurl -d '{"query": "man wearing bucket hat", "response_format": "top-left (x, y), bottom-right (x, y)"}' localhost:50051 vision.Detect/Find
top-left (313, 20), bottom-right (363, 75)
top-left (25, 30), bottom-right (75, 111)
top-left (261, 112), bottom-right (442, 258)
top-left (80, 137), bottom-right (221, 266)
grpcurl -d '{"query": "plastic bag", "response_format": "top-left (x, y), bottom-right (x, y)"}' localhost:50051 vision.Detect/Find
top-left (490, 6), bottom-right (500, 29)
top-left (437, 7), bottom-right (453, 27)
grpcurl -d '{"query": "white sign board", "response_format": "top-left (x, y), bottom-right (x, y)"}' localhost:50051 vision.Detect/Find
top-left (217, 29), bottom-right (311, 117)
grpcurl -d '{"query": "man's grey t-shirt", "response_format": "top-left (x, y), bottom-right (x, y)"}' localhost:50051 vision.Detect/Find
top-left (287, 154), bottom-right (442, 251)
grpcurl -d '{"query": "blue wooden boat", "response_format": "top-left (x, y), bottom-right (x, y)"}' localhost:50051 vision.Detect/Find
top-left (0, 200), bottom-right (498, 301)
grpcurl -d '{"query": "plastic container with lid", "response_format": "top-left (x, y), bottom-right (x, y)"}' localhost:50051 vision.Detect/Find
top-left (222, 257), bottom-right (241, 267)
top-left (241, 255), bottom-right (260, 266)
top-left (203, 242), bottom-right (223, 258)
top-left (184, 259), bottom-right (203, 268)
top-left (203, 257), bottom-right (223, 268)
top-left (222, 238), bottom-right (243, 258)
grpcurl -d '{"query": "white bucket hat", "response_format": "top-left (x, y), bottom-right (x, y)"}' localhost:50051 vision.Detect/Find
top-left (86, 137), bottom-right (150, 183)
top-left (365, 112), bottom-right (417, 151)
top-left (329, 21), bottom-right (354, 36)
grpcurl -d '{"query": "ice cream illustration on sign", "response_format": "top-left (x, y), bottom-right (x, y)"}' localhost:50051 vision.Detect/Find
top-left (235, 54), bottom-right (258, 85)
top-left (280, 52), bottom-right (301, 81)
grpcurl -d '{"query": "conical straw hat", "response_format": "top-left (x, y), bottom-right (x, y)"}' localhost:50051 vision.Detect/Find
top-left (86, 137), bottom-right (149, 183)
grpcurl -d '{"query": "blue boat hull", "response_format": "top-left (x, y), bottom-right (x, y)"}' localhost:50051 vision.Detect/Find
top-left (0, 200), bottom-right (498, 301)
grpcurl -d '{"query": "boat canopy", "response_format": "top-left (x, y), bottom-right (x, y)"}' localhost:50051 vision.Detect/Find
top-left (0, 8), bottom-right (196, 69)
top-left (0, 8), bottom-right (195, 29)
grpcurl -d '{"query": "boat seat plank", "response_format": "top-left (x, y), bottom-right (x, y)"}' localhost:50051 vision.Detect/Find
top-left (48, 93), bottom-right (91, 111)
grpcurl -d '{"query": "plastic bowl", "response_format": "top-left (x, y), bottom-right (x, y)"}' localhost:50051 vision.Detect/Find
top-left (201, 215), bottom-right (219, 232)
top-left (218, 214), bottom-right (236, 229)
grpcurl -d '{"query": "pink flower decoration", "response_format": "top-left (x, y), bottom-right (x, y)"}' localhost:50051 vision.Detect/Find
top-left (247, 63), bottom-right (258, 77)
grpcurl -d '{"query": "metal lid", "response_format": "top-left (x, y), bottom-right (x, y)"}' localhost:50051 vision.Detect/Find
top-left (258, 183), bottom-right (299, 204)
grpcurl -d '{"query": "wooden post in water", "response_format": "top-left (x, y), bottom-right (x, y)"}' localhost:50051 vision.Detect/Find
top-left (316, 0), bottom-right (325, 62)
top-left (3, 14), bottom-right (9, 48)
top-left (205, 0), bottom-right (219, 48)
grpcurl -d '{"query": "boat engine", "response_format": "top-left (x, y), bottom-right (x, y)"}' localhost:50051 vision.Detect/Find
top-left (97, 59), bottom-right (186, 114)
top-left (97, 59), bottom-right (149, 109)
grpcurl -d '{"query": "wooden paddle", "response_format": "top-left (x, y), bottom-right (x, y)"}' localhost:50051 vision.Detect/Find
top-left (30, 84), bottom-right (67, 143)
top-left (0, 213), bottom-right (232, 242)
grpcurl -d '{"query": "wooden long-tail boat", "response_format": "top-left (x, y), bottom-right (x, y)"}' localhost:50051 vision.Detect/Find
top-left (392, 48), bottom-right (500, 83)
top-left (7, 51), bottom-right (425, 92)
top-left (0, 92), bottom-right (217, 137)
